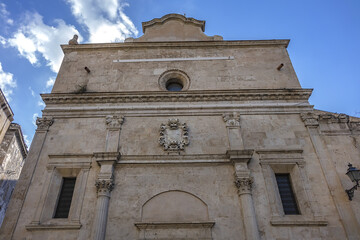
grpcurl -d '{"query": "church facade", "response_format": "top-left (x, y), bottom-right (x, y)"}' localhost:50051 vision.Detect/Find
top-left (1, 14), bottom-right (360, 240)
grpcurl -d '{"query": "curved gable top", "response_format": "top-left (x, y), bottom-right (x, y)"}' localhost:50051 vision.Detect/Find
top-left (142, 13), bottom-right (206, 33)
top-left (127, 13), bottom-right (223, 42)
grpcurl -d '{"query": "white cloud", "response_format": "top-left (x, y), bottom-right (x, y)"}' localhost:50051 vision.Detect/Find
top-left (29, 86), bottom-right (36, 97)
top-left (0, 3), bottom-right (13, 26)
top-left (37, 99), bottom-right (45, 107)
top-left (66, 0), bottom-right (138, 43)
top-left (5, 12), bottom-right (80, 73)
top-left (32, 113), bottom-right (39, 127)
top-left (0, 62), bottom-right (16, 100)
top-left (23, 134), bottom-right (31, 147)
top-left (46, 77), bottom-right (55, 89)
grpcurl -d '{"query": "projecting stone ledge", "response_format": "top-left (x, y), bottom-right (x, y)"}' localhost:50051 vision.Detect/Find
top-left (125, 13), bottom-right (223, 42)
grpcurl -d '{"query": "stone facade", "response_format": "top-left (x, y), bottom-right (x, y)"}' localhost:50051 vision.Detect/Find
top-left (1, 14), bottom-right (360, 240)
top-left (0, 89), bottom-right (28, 227)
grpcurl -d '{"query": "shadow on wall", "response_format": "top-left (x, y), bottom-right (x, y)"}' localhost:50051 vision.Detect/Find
top-left (0, 179), bottom-right (18, 227)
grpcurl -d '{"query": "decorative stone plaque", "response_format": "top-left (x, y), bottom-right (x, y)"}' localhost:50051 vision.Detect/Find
top-left (159, 118), bottom-right (189, 151)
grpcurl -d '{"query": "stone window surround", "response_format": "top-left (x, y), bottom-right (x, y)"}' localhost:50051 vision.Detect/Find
top-left (158, 69), bottom-right (190, 91)
top-left (26, 155), bottom-right (91, 231)
top-left (258, 149), bottom-right (327, 227)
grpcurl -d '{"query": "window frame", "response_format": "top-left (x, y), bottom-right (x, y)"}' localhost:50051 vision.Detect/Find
top-left (26, 155), bottom-right (91, 231)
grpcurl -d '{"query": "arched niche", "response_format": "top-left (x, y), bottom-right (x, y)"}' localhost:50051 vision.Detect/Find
top-left (141, 190), bottom-right (209, 222)
top-left (135, 190), bottom-right (215, 240)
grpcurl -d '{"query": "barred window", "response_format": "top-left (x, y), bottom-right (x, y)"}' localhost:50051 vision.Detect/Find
top-left (54, 177), bottom-right (76, 218)
top-left (275, 174), bottom-right (300, 215)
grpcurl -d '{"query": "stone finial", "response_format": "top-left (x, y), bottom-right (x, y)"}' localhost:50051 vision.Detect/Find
top-left (36, 117), bottom-right (54, 131)
top-left (235, 177), bottom-right (253, 195)
top-left (223, 112), bottom-right (240, 127)
top-left (68, 34), bottom-right (78, 45)
top-left (300, 112), bottom-right (319, 127)
top-left (105, 115), bottom-right (124, 129)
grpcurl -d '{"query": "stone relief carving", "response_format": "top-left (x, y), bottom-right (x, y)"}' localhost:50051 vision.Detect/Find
top-left (159, 118), bottom-right (189, 151)
top-left (36, 117), bottom-right (54, 130)
top-left (223, 112), bottom-right (240, 127)
top-left (235, 177), bottom-right (253, 194)
top-left (105, 115), bottom-right (124, 129)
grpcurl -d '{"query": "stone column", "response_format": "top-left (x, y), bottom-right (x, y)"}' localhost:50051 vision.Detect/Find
top-left (93, 179), bottom-right (114, 240)
top-left (301, 113), bottom-right (360, 239)
top-left (92, 153), bottom-right (119, 240)
top-left (0, 117), bottom-right (53, 238)
top-left (228, 150), bottom-right (260, 240)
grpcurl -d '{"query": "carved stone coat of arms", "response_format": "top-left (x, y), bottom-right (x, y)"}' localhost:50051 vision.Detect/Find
top-left (159, 118), bottom-right (189, 151)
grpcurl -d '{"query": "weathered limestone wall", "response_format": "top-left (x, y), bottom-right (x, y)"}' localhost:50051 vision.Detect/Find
top-left (0, 125), bottom-right (27, 227)
top-left (53, 44), bottom-right (300, 94)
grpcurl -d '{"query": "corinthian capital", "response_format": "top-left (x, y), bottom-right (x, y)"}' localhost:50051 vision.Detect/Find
top-left (95, 179), bottom-right (114, 196)
top-left (36, 117), bottom-right (54, 131)
top-left (300, 112), bottom-right (319, 127)
top-left (223, 112), bottom-right (240, 127)
top-left (105, 115), bottom-right (124, 129)
top-left (235, 177), bottom-right (253, 195)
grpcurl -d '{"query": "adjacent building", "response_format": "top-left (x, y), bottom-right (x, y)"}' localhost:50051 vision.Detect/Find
top-left (1, 14), bottom-right (359, 240)
top-left (0, 89), bottom-right (28, 227)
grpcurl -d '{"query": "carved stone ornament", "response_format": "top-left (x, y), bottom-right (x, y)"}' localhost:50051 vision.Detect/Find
top-left (105, 115), bottom-right (124, 129)
top-left (300, 112), bottom-right (319, 127)
top-left (95, 179), bottom-right (114, 194)
top-left (235, 177), bottom-right (253, 194)
top-left (36, 117), bottom-right (54, 130)
top-left (319, 113), bottom-right (349, 124)
top-left (159, 118), bottom-right (189, 151)
top-left (68, 34), bottom-right (78, 45)
top-left (223, 112), bottom-right (240, 127)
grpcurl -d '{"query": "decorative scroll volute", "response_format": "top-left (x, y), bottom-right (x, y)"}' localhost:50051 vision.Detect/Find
top-left (105, 115), bottom-right (124, 129)
top-left (36, 117), bottom-right (54, 131)
top-left (159, 118), bottom-right (189, 151)
top-left (235, 177), bottom-right (253, 195)
top-left (223, 112), bottom-right (240, 127)
top-left (95, 179), bottom-right (114, 196)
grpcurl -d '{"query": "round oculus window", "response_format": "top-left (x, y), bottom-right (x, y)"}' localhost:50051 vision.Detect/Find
top-left (166, 79), bottom-right (183, 91)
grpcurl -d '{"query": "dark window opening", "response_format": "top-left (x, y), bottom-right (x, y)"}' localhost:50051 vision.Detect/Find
top-left (54, 177), bottom-right (76, 218)
top-left (275, 174), bottom-right (300, 215)
top-left (166, 78), bottom-right (183, 91)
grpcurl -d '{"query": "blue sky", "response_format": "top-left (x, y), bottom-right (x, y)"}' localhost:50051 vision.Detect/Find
top-left (0, 0), bottom-right (359, 147)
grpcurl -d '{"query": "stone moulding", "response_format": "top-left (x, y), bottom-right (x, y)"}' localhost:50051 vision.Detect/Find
top-left (159, 118), bottom-right (189, 151)
top-left (25, 222), bottom-right (82, 231)
top-left (61, 39), bottom-right (291, 52)
top-left (41, 89), bottom-right (312, 105)
top-left (134, 221), bottom-right (215, 229)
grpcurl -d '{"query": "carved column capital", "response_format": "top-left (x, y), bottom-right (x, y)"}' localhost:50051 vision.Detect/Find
top-left (105, 115), bottom-right (124, 129)
top-left (36, 117), bottom-right (54, 131)
top-left (300, 112), bottom-right (319, 127)
top-left (95, 179), bottom-right (114, 197)
top-left (223, 112), bottom-right (240, 127)
top-left (235, 177), bottom-right (253, 195)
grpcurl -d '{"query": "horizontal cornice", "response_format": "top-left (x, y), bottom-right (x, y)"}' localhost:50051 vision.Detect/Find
top-left (41, 89), bottom-right (312, 105)
top-left (61, 39), bottom-right (290, 52)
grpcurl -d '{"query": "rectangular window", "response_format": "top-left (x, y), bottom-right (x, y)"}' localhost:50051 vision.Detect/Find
top-left (54, 177), bottom-right (76, 218)
top-left (275, 174), bottom-right (300, 215)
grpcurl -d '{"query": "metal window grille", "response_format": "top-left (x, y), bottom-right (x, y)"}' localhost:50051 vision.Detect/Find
top-left (54, 177), bottom-right (76, 218)
top-left (275, 174), bottom-right (300, 215)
